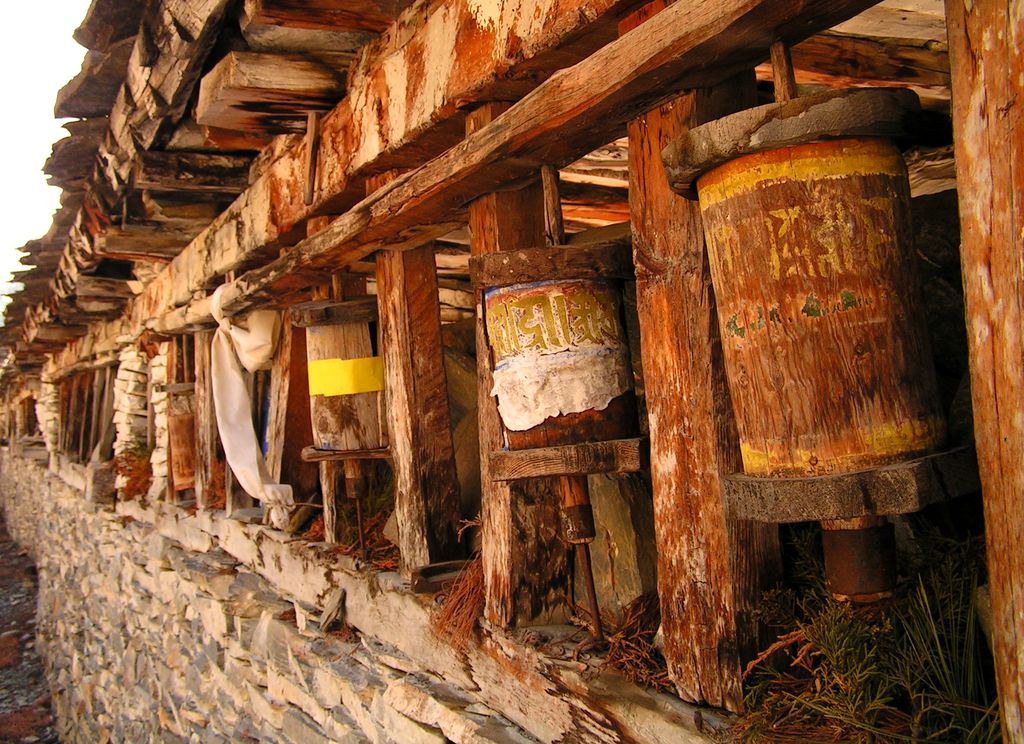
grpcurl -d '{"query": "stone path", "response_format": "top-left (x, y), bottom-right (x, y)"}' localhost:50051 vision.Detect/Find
top-left (0, 511), bottom-right (58, 744)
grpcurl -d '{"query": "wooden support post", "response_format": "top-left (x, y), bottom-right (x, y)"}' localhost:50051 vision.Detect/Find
top-left (377, 243), bottom-right (461, 571)
top-left (541, 164), bottom-right (565, 246)
top-left (87, 367), bottom-right (104, 459)
top-left (623, 4), bottom-right (780, 712)
top-left (93, 365), bottom-right (115, 462)
top-left (193, 331), bottom-right (220, 509)
top-left (165, 339), bottom-right (179, 501)
top-left (469, 102), bottom-right (571, 627)
top-left (946, 2), bottom-right (1024, 739)
top-left (266, 314), bottom-right (318, 504)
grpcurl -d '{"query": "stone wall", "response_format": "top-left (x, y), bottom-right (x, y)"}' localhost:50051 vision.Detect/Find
top-left (0, 453), bottom-right (723, 744)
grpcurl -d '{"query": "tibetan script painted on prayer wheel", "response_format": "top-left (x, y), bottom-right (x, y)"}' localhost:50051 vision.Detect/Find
top-left (697, 137), bottom-right (945, 477)
top-left (484, 279), bottom-right (632, 431)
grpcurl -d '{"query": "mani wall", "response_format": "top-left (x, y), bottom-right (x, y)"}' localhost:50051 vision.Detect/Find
top-left (0, 453), bottom-right (722, 744)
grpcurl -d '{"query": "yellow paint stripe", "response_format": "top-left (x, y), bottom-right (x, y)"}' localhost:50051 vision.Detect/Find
top-left (739, 416), bottom-right (945, 476)
top-left (308, 356), bottom-right (384, 397)
top-left (698, 138), bottom-right (906, 209)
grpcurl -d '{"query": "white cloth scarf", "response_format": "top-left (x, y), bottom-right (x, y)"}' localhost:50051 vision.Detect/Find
top-left (210, 286), bottom-right (294, 529)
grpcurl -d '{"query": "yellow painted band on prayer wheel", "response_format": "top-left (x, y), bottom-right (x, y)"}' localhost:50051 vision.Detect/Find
top-left (307, 357), bottom-right (385, 397)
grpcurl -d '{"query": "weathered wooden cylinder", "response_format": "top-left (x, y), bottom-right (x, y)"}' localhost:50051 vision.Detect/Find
top-left (485, 278), bottom-right (637, 449)
top-left (168, 412), bottom-right (196, 491)
top-left (665, 89), bottom-right (945, 601)
top-left (290, 298), bottom-right (386, 453)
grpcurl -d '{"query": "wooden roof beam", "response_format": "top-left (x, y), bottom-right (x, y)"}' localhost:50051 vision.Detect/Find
top-left (242, 0), bottom-right (407, 36)
top-left (239, 0), bottom-right (374, 52)
top-left (47, 0), bottom-right (882, 371)
top-left (146, 0), bottom-right (644, 314)
top-left (94, 222), bottom-right (202, 263)
top-left (196, 51), bottom-right (350, 134)
top-left (754, 31), bottom-right (950, 104)
top-left (133, 150), bottom-right (252, 195)
top-left (131, 0), bottom-right (881, 334)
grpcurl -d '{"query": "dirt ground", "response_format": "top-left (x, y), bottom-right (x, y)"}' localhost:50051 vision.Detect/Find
top-left (0, 512), bottom-right (58, 744)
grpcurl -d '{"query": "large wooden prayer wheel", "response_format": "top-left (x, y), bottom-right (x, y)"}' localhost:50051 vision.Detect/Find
top-left (291, 298), bottom-right (386, 453)
top-left (665, 88), bottom-right (945, 601)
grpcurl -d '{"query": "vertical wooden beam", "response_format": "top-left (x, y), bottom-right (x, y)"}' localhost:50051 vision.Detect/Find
top-left (377, 243), bottom-right (461, 571)
top-left (541, 164), bottom-right (565, 246)
top-left (624, 4), bottom-right (781, 709)
top-left (194, 331), bottom-right (219, 509)
top-left (469, 102), bottom-right (570, 627)
top-left (165, 339), bottom-right (179, 501)
top-left (94, 365), bottom-right (116, 461)
top-left (946, 2), bottom-right (1024, 738)
top-left (266, 315), bottom-right (317, 496)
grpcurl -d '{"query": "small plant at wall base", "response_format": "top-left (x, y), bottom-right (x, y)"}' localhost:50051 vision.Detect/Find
top-left (736, 527), bottom-right (1000, 743)
top-left (113, 442), bottom-right (153, 501)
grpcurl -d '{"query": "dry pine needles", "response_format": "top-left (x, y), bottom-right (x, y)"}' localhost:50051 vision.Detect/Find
top-left (430, 558), bottom-right (485, 651)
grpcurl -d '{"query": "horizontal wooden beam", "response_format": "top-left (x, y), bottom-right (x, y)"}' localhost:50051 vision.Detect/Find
top-left (75, 275), bottom-right (134, 300)
top-left (95, 222), bottom-right (201, 262)
top-left (242, 0), bottom-right (408, 35)
top-left (196, 51), bottom-right (351, 134)
top-left (133, 151), bottom-right (252, 194)
top-left (754, 31), bottom-right (950, 99)
top-left (723, 447), bottom-right (980, 523)
top-left (469, 241), bottom-right (633, 287)
top-left (489, 438), bottom-right (647, 481)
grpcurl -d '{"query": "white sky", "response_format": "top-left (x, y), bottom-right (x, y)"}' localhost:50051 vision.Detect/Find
top-left (0, 2), bottom-right (93, 303)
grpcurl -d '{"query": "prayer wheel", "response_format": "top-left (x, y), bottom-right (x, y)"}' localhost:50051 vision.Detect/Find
top-left (665, 88), bottom-right (945, 601)
top-left (485, 278), bottom-right (637, 447)
top-left (291, 298), bottom-right (387, 552)
top-left (480, 259), bottom-right (639, 641)
top-left (168, 411), bottom-right (196, 491)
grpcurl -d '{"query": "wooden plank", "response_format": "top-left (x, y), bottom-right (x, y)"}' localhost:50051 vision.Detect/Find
top-left (95, 222), bottom-right (202, 262)
top-left (624, 23), bottom-right (780, 706)
top-left (469, 242), bottom-right (633, 287)
top-left (754, 31), bottom-right (950, 97)
top-left (946, 1), bottom-right (1024, 739)
top-left (489, 438), bottom-right (646, 481)
top-left (289, 297), bottom-right (378, 327)
top-left (75, 275), bottom-right (133, 300)
top-left (723, 447), bottom-right (980, 523)
top-left (196, 51), bottom-right (351, 134)
top-left (133, 150), bottom-right (252, 194)
top-left (193, 330), bottom-right (220, 509)
top-left (377, 243), bottom-right (461, 571)
top-left (242, 0), bottom-right (407, 35)
top-left (300, 445), bottom-right (391, 462)
top-left (469, 103), bottom-right (570, 628)
top-left (265, 314), bottom-right (319, 505)
top-left (833, 0), bottom-right (946, 43)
